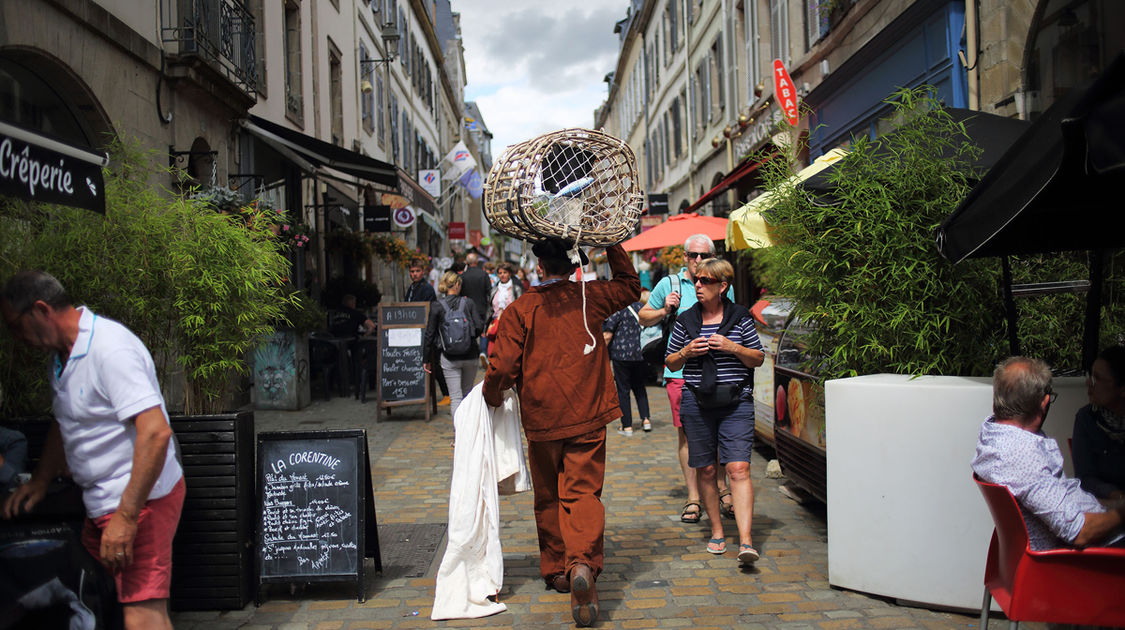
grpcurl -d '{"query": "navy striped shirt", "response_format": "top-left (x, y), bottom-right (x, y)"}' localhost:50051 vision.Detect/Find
top-left (666, 316), bottom-right (762, 386)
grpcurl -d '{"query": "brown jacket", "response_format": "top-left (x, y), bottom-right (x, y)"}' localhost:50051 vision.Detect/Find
top-left (483, 245), bottom-right (640, 441)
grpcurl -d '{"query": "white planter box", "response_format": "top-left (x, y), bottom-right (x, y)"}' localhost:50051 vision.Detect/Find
top-left (825, 374), bottom-right (1085, 611)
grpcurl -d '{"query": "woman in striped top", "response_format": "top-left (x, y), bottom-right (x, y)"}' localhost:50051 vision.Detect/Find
top-left (665, 258), bottom-right (765, 565)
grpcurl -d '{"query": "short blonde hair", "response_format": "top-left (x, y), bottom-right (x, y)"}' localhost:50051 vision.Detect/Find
top-left (695, 257), bottom-right (733, 284)
top-left (438, 271), bottom-right (462, 294)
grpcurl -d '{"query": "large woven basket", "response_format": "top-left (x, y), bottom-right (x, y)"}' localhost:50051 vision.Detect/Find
top-left (483, 128), bottom-right (643, 247)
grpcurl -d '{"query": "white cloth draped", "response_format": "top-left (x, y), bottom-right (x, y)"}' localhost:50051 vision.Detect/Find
top-left (431, 383), bottom-right (530, 620)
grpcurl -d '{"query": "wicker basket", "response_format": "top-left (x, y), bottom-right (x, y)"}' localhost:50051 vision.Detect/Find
top-left (483, 128), bottom-right (643, 247)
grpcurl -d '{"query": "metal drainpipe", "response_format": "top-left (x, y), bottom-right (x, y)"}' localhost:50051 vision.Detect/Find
top-left (642, 31), bottom-right (651, 196)
top-left (965, 0), bottom-right (979, 110)
top-left (684, 0), bottom-right (695, 203)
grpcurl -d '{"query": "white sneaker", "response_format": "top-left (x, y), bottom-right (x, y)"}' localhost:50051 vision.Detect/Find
top-left (617, 427), bottom-right (634, 436)
top-left (641, 419), bottom-right (652, 432)
top-left (479, 353), bottom-right (488, 369)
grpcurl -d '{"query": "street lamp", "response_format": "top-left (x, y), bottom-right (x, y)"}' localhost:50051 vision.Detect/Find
top-left (360, 22), bottom-right (401, 164)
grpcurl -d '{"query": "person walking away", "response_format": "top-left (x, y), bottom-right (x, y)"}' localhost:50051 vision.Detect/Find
top-left (638, 234), bottom-right (737, 523)
top-left (487, 263), bottom-right (523, 344)
top-left (602, 293), bottom-right (651, 435)
top-left (664, 258), bottom-right (764, 565)
top-left (1, 270), bottom-right (185, 630)
top-left (459, 253), bottom-right (492, 368)
top-left (423, 272), bottom-right (483, 419)
top-left (483, 239), bottom-right (639, 627)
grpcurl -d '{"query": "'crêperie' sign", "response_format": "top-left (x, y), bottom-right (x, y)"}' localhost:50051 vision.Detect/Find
top-left (0, 121), bottom-right (106, 213)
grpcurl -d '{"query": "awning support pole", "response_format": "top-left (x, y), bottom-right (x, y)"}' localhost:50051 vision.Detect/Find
top-left (1001, 255), bottom-right (1020, 356)
top-left (1082, 250), bottom-right (1105, 372)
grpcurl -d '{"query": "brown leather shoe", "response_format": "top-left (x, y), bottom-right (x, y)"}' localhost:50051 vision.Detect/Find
top-left (569, 564), bottom-right (598, 627)
top-left (545, 573), bottom-right (570, 593)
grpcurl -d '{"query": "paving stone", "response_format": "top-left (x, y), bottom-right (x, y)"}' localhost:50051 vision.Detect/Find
top-left (168, 387), bottom-right (982, 630)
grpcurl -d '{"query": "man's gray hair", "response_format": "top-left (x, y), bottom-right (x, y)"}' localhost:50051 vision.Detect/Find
top-left (2, 270), bottom-right (71, 313)
top-left (993, 356), bottom-right (1052, 422)
top-left (683, 233), bottom-right (715, 253)
top-left (466, 252), bottom-right (479, 266)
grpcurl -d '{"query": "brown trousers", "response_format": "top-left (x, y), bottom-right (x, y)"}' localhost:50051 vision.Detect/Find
top-left (526, 427), bottom-right (607, 580)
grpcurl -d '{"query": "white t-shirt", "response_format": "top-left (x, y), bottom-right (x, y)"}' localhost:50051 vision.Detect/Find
top-left (50, 307), bottom-right (182, 518)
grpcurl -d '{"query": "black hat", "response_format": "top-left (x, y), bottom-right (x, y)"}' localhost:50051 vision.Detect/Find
top-left (532, 237), bottom-right (589, 266)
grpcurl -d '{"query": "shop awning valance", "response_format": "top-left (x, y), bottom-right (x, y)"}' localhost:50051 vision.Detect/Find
top-left (683, 153), bottom-right (775, 214)
top-left (242, 115), bottom-right (397, 189)
top-left (0, 120), bottom-right (108, 213)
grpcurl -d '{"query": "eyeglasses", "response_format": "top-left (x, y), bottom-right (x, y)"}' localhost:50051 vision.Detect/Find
top-left (685, 252), bottom-right (712, 260)
top-left (694, 276), bottom-right (721, 286)
top-left (1046, 391), bottom-right (1058, 404)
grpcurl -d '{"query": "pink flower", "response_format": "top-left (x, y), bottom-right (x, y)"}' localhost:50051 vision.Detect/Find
top-left (282, 225), bottom-right (290, 231)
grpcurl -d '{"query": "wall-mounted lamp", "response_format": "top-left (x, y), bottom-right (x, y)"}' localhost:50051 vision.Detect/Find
top-left (359, 22), bottom-right (401, 70)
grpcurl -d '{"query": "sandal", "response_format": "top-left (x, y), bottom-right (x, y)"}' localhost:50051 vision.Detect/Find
top-left (706, 538), bottom-right (727, 554)
top-left (738, 544), bottom-right (760, 564)
top-left (680, 501), bottom-right (702, 523)
top-left (719, 489), bottom-right (735, 519)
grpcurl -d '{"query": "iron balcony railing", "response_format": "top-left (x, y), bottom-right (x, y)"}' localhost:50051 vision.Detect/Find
top-left (161, 0), bottom-right (257, 96)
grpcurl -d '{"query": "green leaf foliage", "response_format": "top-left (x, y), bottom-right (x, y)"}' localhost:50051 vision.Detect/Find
top-left (0, 137), bottom-right (296, 416)
top-left (757, 88), bottom-right (1004, 378)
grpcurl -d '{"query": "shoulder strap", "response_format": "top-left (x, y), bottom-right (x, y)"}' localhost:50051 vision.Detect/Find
top-left (629, 304), bottom-right (641, 322)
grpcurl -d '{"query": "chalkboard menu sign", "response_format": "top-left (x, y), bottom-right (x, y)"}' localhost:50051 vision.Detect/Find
top-left (376, 302), bottom-right (431, 421)
top-left (379, 302), bottom-right (428, 326)
top-left (256, 430), bottom-right (380, 603)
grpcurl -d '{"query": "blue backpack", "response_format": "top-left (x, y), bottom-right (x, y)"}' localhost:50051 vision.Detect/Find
top-left (438, 297), bottom-right (473, 355)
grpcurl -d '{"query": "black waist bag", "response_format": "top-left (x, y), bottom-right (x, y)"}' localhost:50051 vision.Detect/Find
top-left (687, 380), bottom-right (747, 409)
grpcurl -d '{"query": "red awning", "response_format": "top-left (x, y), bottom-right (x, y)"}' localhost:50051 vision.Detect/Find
top-left (683, 153), bottom-right (776, 214)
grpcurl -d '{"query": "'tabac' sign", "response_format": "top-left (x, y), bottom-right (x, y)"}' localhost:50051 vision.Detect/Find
top-left (772, 60), bottom-right (799, 126)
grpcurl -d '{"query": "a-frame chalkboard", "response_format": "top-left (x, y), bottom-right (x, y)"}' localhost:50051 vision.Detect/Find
top-left (375, 302), bottom-right (432, 422)
top-left (255, 430), bottom-right (381, 604)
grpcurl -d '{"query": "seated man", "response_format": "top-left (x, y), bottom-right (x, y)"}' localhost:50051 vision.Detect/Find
top-left (331, 294), bottom-right (375, 338)
top-left (972, 356), bottom-right (1125, 550)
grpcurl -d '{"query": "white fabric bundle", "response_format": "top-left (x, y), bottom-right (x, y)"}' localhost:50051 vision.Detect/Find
top-left (431, 383), bottom-right (530, 620)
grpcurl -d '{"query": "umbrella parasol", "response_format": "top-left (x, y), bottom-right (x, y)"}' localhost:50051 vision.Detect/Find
top-left (802, 108), bottom-right (1031, 207)
top-left (621, 212), bottom-right (728, 251)
top-left (934, 53), bottom-right (1125, 369)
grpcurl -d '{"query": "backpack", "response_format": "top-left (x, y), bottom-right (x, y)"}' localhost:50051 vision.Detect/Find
top-left (630, 304), bottom-right (663, 349)
top-left (437, 296), bottom-right (473, 355)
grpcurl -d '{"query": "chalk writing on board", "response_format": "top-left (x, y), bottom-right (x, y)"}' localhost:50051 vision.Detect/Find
top-left (381, 305), bottom-right (426, 326)
top-left (387, 327), bottom-right (421, 347)
top-left (259, 439), bottom-right (359, 577)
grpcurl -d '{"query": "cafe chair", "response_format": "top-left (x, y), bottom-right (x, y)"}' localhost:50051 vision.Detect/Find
top-left (352, 336), bottom-right (379, 403)
top-left (973, 474), bottom-right (1125, 629)
top-left (307, 336), bottom-right (340, 401)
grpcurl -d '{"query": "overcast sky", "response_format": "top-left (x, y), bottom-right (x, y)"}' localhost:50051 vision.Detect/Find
top-left (453, 0), bottom-right (630, 161)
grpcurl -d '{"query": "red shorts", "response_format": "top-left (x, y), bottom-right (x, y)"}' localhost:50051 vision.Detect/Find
top-left (666, 378), bottom-right (685, 428)
top-left (82, 478), bottom-right (185, 603)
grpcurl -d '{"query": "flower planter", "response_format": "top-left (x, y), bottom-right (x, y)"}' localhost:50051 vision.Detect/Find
top-left (824, 374), bottom-right (1084, 611)
top-left (170, 411), bottom-right (255, 611)
top-left (250, 330), bottom-right (310, 410)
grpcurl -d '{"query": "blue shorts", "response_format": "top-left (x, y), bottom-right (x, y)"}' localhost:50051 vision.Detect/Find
top-left (680, 387), bottom-right (754, 468)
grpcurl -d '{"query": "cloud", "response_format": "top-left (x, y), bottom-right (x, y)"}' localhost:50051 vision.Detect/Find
top-left (453, 0), bottom-right (629, 157)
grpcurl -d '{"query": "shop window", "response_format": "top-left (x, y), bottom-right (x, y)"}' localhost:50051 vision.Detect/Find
top-left (770, 0), bottom-right (789, 66)
top-left (329, 43), bottom-right (343, 146)
top-left (360, 43), bottom-right (375, 134)
top-left (1024, 0), bottom-right (1124, 118)
top-left (284, 0), bottom-right (303, 123)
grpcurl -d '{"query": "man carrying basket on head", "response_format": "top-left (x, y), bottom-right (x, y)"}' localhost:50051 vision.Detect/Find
top-left (483, 238), bottom-right (639, 627)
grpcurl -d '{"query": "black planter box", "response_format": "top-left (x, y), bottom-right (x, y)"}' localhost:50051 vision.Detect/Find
top-left (170, 411), bottom-right (254, 611)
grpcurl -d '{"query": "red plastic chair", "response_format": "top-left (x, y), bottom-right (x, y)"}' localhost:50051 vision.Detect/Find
top-left (974, 474), bottom-right (1125, 628)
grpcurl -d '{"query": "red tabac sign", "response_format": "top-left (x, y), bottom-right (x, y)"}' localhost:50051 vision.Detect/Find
top-left (772, 59), bottom-right (799, 126)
